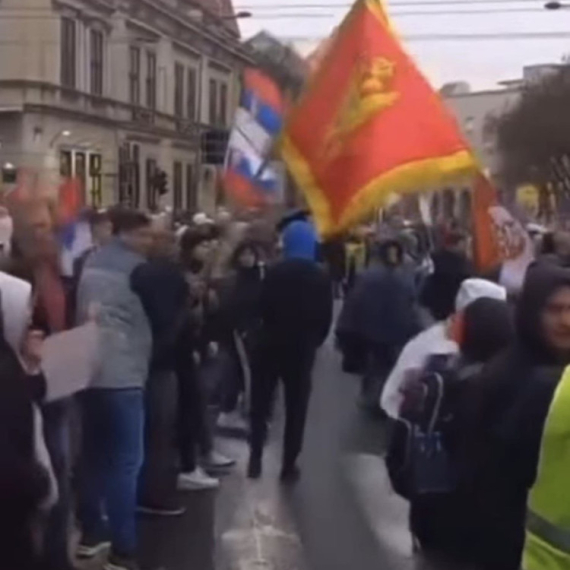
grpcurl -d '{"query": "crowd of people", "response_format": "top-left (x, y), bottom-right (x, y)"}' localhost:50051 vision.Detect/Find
top-left (336, 221), bottom-right (570, 570)
top-left (0, 202), bottom-right (331, 570)
top-left (2, 193), bottom-right (570, 570)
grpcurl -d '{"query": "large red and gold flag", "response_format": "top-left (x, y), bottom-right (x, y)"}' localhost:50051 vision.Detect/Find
top-left (282, 0), bottom-right (478, 236)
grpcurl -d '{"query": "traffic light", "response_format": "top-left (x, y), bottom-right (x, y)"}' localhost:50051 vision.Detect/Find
top-left (154, 169), bottom-right (168, 196)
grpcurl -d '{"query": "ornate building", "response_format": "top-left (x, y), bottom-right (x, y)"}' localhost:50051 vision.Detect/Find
top-left (0, 0), bottom-right (252, 212)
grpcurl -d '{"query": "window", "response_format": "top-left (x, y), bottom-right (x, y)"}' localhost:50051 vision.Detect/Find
top-left (129, 46), bottom-right (141, 106)
top-left (146, 158), bottom-right (157, 210)
top-left (61, 18), bottom-right (77, 88)
top-left (173, 161), bottom-right (183, 211)
top-left (209, 79), bottom-right (218, 125)
top-left (90, 30), bottom-right (104, 96)
top-left (75, 152), bottom-right (86, 193)
top-left (60, 150), bottom-right (72, 177)
top-left (174, 63), bottom-right (184, 117)
top-left (187, 68), bottom-right (197, 121)
top-left (219, 83), bottom-right (228, 127)
top-left (146, 52), bottom-right (157, 110)
top-left (132, 144), bottom-right (141, 208)
top-left (89, 154), bottom-right (103, 207)
top-left (186, 163), bottom-right (196, 211)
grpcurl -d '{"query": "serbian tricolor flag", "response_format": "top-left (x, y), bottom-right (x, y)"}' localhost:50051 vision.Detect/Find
top-left (223, 69), bottom-right (285, 206)
top-left (282, 0), bottom-right (478, 237)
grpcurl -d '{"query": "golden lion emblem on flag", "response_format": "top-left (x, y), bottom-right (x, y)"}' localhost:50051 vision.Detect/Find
top-left (324, 55), bottom-right (399, 158)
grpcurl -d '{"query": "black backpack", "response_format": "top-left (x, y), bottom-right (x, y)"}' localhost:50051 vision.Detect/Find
top-left (385, 355), bottom-right (458, 500)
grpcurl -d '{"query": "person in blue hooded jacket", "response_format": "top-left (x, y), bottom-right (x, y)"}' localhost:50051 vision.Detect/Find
top-left (248, 220), bottom-right (333, 482)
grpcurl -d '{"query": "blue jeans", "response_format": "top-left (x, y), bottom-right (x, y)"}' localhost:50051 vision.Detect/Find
top-left (78, 388), bottom-right (144, 556)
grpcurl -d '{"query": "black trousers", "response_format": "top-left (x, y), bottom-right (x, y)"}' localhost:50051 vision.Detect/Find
top-left (220, 335), bottom-right (244, 414)
top-left (360, 343), bottom-right (401, 410)
top-left (138, 370), bottom-right (178, 507)
top-left (249, 342), bottom-right (316, 469)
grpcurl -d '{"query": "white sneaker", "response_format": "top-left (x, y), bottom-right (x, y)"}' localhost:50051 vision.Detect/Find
top-left (202, 450), bottom-right (236, 471)
top-left (177, 468), bottom-right (220, 491)
top-left (217, 411), bottom-right (249, 432)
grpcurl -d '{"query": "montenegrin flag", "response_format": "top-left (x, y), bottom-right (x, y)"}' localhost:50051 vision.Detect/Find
top-left (281, 0), bottom-right (478, 236)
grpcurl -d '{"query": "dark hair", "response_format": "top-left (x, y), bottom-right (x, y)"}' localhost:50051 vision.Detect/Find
top-left (374, 239), bottom-right (404, 266)
top-left (180, 227), bottom-right (211, 270)
top-left (444, 230), bottom-right (466, 248)
top-left (87, 209), bottom-right (110, 229)
top-left (231, 240), bottom-right (260, 268)
top-left (109, 208), bottom-right (150, 235)
top-left (462, 298), bottom-right (514, 363)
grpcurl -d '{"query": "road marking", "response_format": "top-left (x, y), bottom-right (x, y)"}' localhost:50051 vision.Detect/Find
top-left (216, 437), bottom-right (308, 570)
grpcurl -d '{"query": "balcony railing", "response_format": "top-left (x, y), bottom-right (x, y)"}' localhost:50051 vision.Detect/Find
top-left (0, 80), bottom-right (202, 140)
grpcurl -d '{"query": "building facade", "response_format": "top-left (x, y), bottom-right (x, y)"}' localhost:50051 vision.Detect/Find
top-left (414, 82), bottom-right (521, 223)
top-left (0, 0), bottom-right (253, 212)
top-left (443, 84), bottom-right (520, 178)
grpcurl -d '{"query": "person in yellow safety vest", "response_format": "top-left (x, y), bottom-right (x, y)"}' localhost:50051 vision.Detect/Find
top-left (523, 364), bottom-right (570, 570)
top-left (467, 262), bottom-right (570, 570)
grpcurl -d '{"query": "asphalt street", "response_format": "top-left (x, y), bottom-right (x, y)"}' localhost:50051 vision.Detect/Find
top-left (214, 340), bottom-right (451, 570)
top-left (78, 338), bottom-right (452, 570)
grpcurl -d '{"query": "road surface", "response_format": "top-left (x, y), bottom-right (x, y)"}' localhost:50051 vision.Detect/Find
top-left (214, 340), bottom-right (447, 570)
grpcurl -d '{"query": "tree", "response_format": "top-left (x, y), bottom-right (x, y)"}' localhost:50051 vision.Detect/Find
top-left (245, 32), bottom-right (308, 100)
top-left (492, 65), bottom-right (570, 216)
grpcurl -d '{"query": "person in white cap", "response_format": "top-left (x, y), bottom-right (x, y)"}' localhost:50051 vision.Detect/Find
top-left (380, 277), bottom-right (507, 419)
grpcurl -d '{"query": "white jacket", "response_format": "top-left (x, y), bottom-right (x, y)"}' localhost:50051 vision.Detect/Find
top-left (0, 271), bottom-right (58, 510)
top-left (380, 278), bottom-right (507, 418)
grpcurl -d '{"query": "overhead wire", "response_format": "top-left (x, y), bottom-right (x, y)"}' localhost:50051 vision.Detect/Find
top-left (250, 7), bottom-right (556, 16)
top-left (0, 7), bottom-right (561, 19)
top-left (275, 30), bottom-right (570, 40)
top-left (1, 4), bottom-right (567, 42)
top-left (236, 0), bottom-right (554, 8)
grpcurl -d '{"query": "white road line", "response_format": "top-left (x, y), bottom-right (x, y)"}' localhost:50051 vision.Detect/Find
top-left (216, 436), bottom-right (308, 570)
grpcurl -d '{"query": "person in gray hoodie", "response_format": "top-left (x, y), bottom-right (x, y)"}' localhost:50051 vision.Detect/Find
top-left (75, 210), bottom-right (153, 570)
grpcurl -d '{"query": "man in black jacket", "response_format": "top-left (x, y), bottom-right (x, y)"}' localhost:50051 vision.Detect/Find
top-left (248, 220), bottom-right (333, 482)
top-left (421, 230), bottom-right (473, 321)
top-left (468, 262), bottom-right (570, 570)
top-left (132, 228), bottom-right (189, 517)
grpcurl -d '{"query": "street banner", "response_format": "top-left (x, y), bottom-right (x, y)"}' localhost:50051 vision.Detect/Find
top-left (223, 68), bottom-right (285, 206)
top-left (472, 173), bottom-right (534, 292)
top-left (281, 0), bottom-right (478, 237)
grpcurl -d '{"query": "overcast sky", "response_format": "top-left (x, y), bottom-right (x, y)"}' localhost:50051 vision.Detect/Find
top-left (237, 0), bottom-right (570, 89)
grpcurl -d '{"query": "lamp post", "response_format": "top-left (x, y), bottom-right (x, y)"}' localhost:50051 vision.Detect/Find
top-left (545, 2), bottom-right (568, 9)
